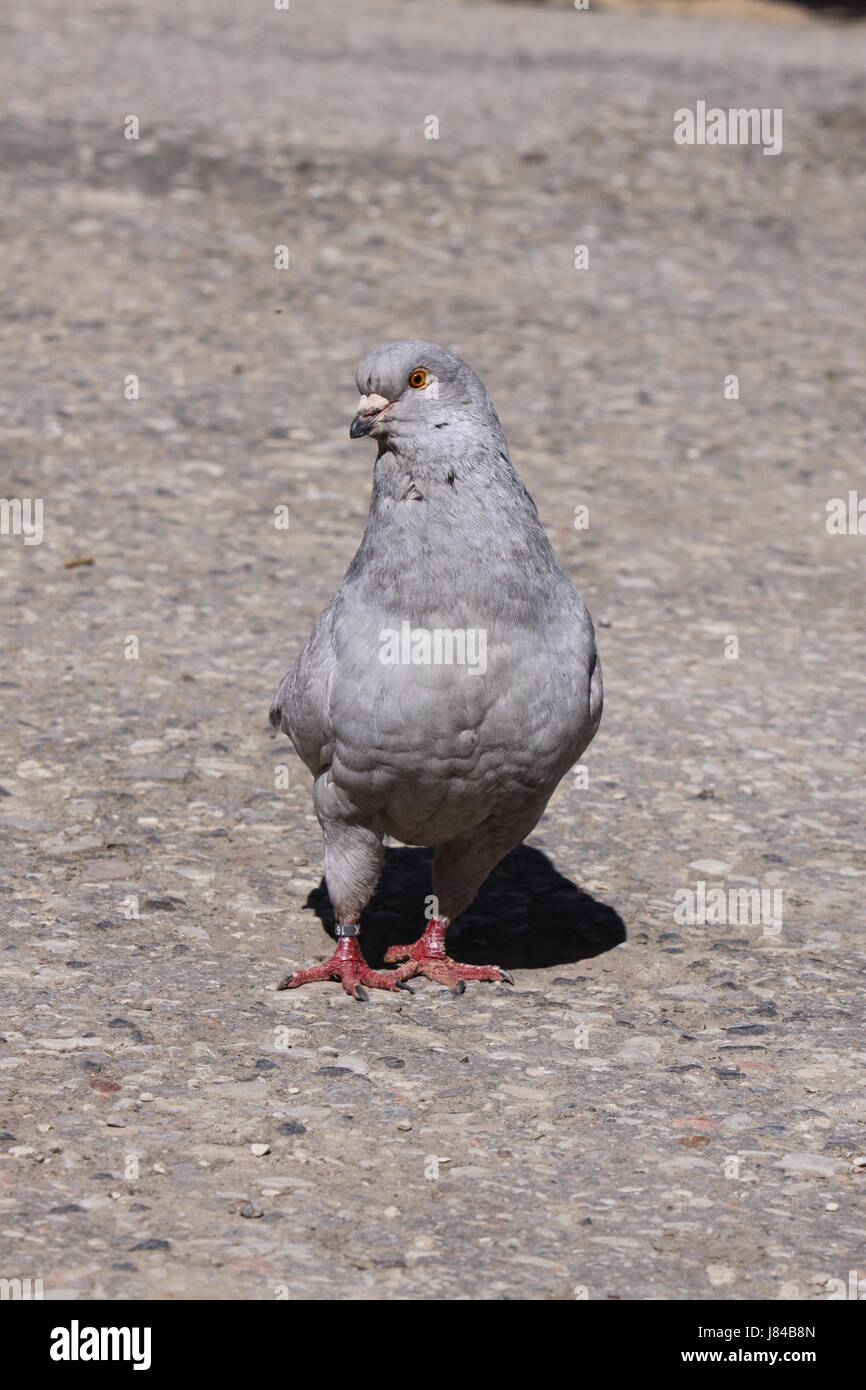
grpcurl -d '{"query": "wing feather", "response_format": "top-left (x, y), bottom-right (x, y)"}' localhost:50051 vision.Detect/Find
top-left (269, 599), bottom-right (338, 777)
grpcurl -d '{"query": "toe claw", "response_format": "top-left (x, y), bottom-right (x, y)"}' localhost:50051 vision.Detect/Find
top-left (353, 983), bottom-right (369, 1002)
top-left (454, 979), bottom-right (466, 995)
top-left (500, 969), bottom-right (514, 986)
top-left (276, 974), bottom-right (294, 991)
top-left (396, 980), bottom-right (415, 994)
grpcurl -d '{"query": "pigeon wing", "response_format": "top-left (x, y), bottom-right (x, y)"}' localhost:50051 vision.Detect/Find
top-left (269, 597), bottom-right (338, 778)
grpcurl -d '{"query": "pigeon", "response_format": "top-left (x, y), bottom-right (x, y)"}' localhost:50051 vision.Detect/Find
top-left (270, 341), bottom-right (602, 999)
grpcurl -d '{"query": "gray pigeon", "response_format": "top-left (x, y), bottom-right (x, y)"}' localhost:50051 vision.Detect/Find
top-left (270, 341), bottom-right (602, 999)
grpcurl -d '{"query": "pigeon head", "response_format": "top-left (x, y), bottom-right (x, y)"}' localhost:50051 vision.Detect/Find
top-left (350, 341), bottom-right (498, 452)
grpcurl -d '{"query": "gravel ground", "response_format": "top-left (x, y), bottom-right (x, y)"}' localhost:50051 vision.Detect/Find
top-left (1, 0), bottom-right (864, 1301)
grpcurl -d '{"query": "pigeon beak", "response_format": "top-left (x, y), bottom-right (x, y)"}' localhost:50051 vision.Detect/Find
top-left (350, 393), bottom-right (391, 439)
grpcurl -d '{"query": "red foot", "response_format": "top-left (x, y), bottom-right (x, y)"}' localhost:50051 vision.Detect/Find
top-left (277, 936), bottom-right (408, 1002)
top-left (384, 917), bottom-right (514, 993)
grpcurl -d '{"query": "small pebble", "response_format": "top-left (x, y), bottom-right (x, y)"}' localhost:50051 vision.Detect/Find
top-left (250, 1142), bottom-right (270, 1157)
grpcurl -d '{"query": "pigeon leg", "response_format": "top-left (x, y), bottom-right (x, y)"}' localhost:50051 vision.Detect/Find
top-left (277, 932), bottom-right (409, 1002)
top-left (278, 810), bottom-right (404, 1000)
top-left (385, 917), bottom-right (513, 993)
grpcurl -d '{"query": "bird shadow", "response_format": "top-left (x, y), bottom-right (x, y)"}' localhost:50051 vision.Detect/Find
top-left (303, 843), bottom-right (626, 973)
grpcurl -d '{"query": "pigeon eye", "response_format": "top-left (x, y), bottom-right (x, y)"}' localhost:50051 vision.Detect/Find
top-left (408, 368), bottom-right (430, 390)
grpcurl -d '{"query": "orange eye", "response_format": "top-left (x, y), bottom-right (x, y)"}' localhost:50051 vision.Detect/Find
top-left (408, 367), bottom-right (430, 389)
